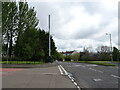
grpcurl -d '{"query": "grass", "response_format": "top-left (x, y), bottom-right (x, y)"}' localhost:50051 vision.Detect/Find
top-left (0, 61), bottom-right (45, 64)
top-left (113, 61), bottom-right (120, 63)
top-left (66, 61), bottom-right (116, 66)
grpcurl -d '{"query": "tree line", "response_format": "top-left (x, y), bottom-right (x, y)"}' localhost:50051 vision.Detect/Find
top-left (79, 46), bottom-right (120, 61)
top-left (2, 1), bottom-right (58, 62)
top-left (58, 46), bottom-right (120, 61)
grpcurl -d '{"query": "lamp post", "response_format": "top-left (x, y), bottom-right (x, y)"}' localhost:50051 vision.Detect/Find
top-left (106, 33), bottom-right (113, 61)
top-left (48, 15), bottom-right (52, 63)
top-left (48, 15), bottom-right (51, 57)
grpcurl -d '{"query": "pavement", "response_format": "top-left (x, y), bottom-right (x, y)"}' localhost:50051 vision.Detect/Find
top-left (58, 62), bottom-right (120, 89)
top-left (2, 64), bottom-right (77, 89)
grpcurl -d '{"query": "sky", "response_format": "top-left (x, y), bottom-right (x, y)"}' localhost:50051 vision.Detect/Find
top-left (26, 0), bottom-right (119, 52)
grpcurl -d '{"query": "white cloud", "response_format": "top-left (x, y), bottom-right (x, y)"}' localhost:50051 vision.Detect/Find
top-left (27, 0), bottom-right (119, 52)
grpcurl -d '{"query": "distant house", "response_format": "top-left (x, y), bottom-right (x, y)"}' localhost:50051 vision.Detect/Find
top-left (61, 51), bottom-right (76, 56)
top-left (79, 52), bottom-right (86, 57)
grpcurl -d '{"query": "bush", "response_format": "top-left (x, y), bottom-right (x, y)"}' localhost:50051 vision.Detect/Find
top-left (79, 52), bottom-right (111, 61)
top-left (58, 58), bottom-right (63, 61)
top-left (80, 55), bottom-right (92, 61)
top-left (2, 56), bottom-right (21, 61)
top-left (65, 55), bottom-right (71, 61)
top-left (71, 53), bottom-right (80, 61)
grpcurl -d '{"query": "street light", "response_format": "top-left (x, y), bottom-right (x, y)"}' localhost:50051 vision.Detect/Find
top-left (48, 15), bottom-right (51, 57)
top-left (48, 15), bottom-right (53, 62)
top-left (106, 33), bottom-right (113, 61)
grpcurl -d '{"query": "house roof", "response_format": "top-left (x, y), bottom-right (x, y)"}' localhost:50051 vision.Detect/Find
top-left (61, 51), bottom-right (75, 54)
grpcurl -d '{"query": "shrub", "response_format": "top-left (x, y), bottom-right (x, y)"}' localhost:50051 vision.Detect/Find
top-left (65, 55), bottom-right (71, 61)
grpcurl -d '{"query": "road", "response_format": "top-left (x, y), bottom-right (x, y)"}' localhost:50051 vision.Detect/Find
top-left (1, 62), bottom-right (120, 90)
top-left (58, 61), bottom-right (120, 89)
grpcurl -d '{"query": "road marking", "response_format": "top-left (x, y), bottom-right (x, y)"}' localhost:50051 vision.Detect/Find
top-left (58, 65), bottom-right (63, 75)
top-left (68, 75), bottom-right (72, 79)
top-left (71, 79), bottom-right (74, 82)
top-left (74, 65), bottom-right (82, 67)
top-left (93, 79), bottom-right (103, 82)
top-left (111, 74), bottom-right (120, 79)
top-left (73, 65), bottom-right (86, 68)
top-left (86, 65), bottom-right (98, 67)
top-left (59, 65), bottom-right (68, 75)
top-left (59, 65), bottom-right (81, 90)
top-left (89, 68), bottom-right (103, 73)
top-left (67, 65), bottom-right (71, 67)
top-left (77, 86), bottom-right (80, 89)
top-left (74, 82), bottom-right (77, 86)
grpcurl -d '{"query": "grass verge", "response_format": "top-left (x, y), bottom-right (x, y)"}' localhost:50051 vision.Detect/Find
top-left (66, 61), bottom-right (116, 66)
top-left (0, 61), bottom-right (45, 64)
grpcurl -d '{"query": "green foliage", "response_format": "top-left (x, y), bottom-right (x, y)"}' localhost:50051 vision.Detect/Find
top-left (0, 1), bottom-right (2, 59)
top-left (2, 2), bottom-right (18, 57)
top-left (71, 53), bottom-right (80, 61)
top-left (76, 61), bottom-right (116, 66)
top-left (0, 61), bottom-right (45, 64)
top-left (80, 46), bottom-right (111, 61)
top-left (80, 55), bottom-right (91, 61)
top-left (99, 52), bottom-right (111, 61)
top-left (2, 2), bottom-right (57, 62)
top-left (65, 55), bottom-right (71, 61)
top-left (56, 52), bottom-right (64, 61)
top-left (112, 47), bottom-right (120, 61)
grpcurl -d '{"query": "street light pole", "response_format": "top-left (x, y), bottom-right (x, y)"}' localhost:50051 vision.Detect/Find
top-left (109, 34), bottom-right (112, 52)
top-left (48, 15), bottom-right (51, 57)
top-left (106, 33), bottom-right (113, 61)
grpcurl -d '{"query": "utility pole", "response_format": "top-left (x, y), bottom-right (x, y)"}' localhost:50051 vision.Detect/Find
top-left (106, 33), bottom-right (113, 61)
top-left (109, 34), bottom-right (113, 61)
top-left (49, 15), bottom-right (51, 57)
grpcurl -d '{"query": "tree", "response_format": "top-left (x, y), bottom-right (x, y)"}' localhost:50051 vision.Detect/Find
top-left (71, 53), bottom-right (80, 61)
top-left (0, 1), bottom-right (2, 57)
top-left (112, 47), bottom-right (120, 61)
top-left (56, 52), bottom-right (64, 61)
top-left (96, 46), bottom-right (111, 61)
top-left (14, 2), bottom-right (39, 58)
top-left (2, 1), bottom-right (57, 62)
top-left (2, 2), bottom-right (18, 57)
top-left (96, 46), bottom-right (111, 53)
top-left (65, 55), bottom-right (71, 61)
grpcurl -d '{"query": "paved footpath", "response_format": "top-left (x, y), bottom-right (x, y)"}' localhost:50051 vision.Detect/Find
top-left (2, 65), bottom-right (76, 88)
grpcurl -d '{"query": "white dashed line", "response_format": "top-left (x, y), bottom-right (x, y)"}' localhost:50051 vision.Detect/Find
top-left (67, 65), bottom-right (72, 67)
top-left (89, 68), bottom-right (103, 73)
top-left (73, 65), bottom-right (86, 68)
top-left (77, 86), bottom-right (80, 89)
top-left (111, 74), bottom-right (120, 79)
top-left (71, 79), bottom-right (74, 82)
top-left (93, 79), bottom-right (103, 82)
top-left (68, 75), bottom-right (72, 79)
top-left (74, 82), bottom-right (77, 86)
top-left (86, 65), bottom-right (98, 67)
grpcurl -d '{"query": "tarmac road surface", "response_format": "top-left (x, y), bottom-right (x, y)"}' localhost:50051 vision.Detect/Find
top-left (58, 61), bottom-right (120, 90)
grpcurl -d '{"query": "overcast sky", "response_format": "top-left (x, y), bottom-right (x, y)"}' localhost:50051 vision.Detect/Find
top-left (27, 0), bottom-right (119, 52)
